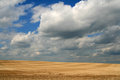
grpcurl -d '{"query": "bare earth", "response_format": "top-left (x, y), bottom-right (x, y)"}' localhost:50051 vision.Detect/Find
top-left (0, 60), bottom-right (120, 80)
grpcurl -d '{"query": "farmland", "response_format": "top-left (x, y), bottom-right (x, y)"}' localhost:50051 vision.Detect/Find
top-left (0, 60), bottom-right (120, 80)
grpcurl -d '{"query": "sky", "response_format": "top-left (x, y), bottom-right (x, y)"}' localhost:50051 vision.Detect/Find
top-left (0, 0), bottom-right (120, 63)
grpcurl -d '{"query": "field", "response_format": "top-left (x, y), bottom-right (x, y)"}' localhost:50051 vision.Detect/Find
top-left (0, 60), bottom-right (120, 80)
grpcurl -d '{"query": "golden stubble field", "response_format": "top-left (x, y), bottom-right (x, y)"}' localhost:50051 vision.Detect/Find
top-left (0, 60), bottom-right (120, 80)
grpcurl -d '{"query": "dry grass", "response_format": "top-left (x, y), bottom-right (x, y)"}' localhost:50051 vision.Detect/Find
top-left (0, 60), bottom-right (120, 80)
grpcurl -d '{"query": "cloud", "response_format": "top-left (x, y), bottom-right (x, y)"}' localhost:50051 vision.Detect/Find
top-left (11, 32), bottom-right (32, 48)
top-left (31, 5), bottom-right (50, 23)
top-left (32, 0), bottom-right (120, 39)
top-left (103, 45), bottom-right (120, 55)
top-left (0, 0), bottom-right (120, 63)
top-left (0, 0), bottom-right (32, 28)
top-left (95, 25), bottom-right (120, 44)
top-left (31, 0), bottom-right (120, 62)
top-left (14, 23), bottom-right (23, 27)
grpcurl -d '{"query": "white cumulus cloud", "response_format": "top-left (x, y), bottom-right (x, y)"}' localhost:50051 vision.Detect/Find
top-left (1, 0), bottom-right (120, 63)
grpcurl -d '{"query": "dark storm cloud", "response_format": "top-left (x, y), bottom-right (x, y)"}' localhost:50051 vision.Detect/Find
top-left (95, 26), bottom-right (120, 44)
top-left (105, 50), bottom-right (120, 55)
top-left (43, 29), bottom-right (87, 39)
top-left (104, 46), bottom-right (120, 55)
